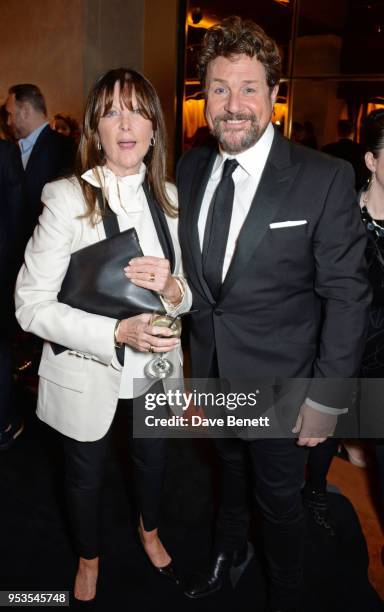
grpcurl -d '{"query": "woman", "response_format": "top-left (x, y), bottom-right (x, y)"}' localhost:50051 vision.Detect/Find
top-left (359, 109), bottom-right (384, 501)
top-left (303, 110), bottom-right (384, 533)
top-left (15, 68), bottom-right (192, 601)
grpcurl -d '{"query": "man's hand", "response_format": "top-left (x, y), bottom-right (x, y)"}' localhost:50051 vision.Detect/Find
top-left (292, 402), bottom-right (337, 447)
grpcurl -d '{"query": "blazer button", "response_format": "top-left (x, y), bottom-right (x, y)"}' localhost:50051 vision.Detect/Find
top-left (214, 308), bottom-right (223, 316)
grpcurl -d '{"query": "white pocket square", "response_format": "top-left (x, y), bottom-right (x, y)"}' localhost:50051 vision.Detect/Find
top-left (269, 220), bottom-right (308, 229)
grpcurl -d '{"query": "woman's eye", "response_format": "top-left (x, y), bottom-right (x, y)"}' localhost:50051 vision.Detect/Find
top-left (131, 107), bottom-right (142, 115)
top-left (104, 109), bottom-right (118, 118)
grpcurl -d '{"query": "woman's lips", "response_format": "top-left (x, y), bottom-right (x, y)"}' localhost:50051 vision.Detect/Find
top-left (118, 140), bottom-right (136, 149)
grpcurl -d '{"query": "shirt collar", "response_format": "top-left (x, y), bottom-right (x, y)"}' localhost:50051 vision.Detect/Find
top-left (212, 122), bottom-right (275, 179)
top-left (81, 164), bottom-right (147, 215)
top-left (19, 122), bottom-right (48, 154)
top-left (81, 163), bottom-right (146, 189)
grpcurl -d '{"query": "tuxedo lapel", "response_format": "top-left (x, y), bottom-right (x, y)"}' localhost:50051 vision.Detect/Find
top-left (187, 147), bottom-right (217, 302)
top-left (220, 132), bottom-right (301, 300)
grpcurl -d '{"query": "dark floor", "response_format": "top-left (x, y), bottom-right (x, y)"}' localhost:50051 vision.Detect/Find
top-left (1, 386), bottom-right (383, 612)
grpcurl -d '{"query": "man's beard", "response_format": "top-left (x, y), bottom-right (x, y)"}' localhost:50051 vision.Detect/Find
top-left (212, 112), bottom-right (263, 154)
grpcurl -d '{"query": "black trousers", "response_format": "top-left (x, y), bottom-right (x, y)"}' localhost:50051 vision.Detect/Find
top-left (0, 334), bottom-right (13, 432)
top-left (61, 396), bottom-right (167, 559)
top-left (214, 436), bottom-right (307, 608)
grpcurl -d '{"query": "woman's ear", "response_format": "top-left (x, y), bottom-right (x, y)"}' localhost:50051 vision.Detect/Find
top-left (365, 151), bottom-right (376, 174)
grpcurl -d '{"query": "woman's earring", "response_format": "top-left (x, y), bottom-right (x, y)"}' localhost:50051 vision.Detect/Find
top-left (97, 140), bottom-right (102, 151)
top-left (150, 135), bottom-right (156, 147)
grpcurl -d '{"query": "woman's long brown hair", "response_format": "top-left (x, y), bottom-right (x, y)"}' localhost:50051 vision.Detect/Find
top-left (75, 68), bottom-right (176, 223)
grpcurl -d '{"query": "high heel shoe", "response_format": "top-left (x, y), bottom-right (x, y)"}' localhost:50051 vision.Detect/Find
top-left (137, 525), bottom-right (181, 585)
top-left (153, 560), bottom-right (180, 585)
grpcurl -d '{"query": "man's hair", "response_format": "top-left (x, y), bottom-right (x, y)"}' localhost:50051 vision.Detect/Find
top-left (8, 83), bottom-right (47, 115)
top-left (198, 15), bottom-right (281, 90)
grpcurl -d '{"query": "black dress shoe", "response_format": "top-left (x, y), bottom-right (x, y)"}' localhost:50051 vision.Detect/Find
top-left (302, 485), bottom-right (335, 536)
top-left (184, 548), bottom-right (246, 598)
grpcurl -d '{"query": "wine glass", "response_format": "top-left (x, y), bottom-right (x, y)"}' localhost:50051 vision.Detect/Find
top-left (144, 313), bottom-right (182, 379)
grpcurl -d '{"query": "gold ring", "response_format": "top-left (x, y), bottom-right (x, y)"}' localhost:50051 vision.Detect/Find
top-left (149, 272), bottom-right (155, 282)
top-left (149, 346), bottom-right (154, 353)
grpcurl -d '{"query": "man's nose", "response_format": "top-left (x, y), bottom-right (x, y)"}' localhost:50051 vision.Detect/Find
top-left (224, 91), bottom-right (241, 114)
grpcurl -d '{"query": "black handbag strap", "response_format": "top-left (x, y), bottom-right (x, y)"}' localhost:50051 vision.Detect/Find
top-left (97, 190), bottom-right (125, 366)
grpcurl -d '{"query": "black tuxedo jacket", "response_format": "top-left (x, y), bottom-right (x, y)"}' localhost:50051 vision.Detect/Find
top-left (177, 129), bottom-right (371, 409)
top-left (24, 125), bottom-right (75, 237)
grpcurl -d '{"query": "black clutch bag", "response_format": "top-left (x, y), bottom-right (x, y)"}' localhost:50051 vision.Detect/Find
top-left (58, 227), bottom-right (165, 318)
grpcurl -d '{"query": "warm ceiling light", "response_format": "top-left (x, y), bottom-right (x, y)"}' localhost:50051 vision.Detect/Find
top-left (274, 0), bottom-right (290, 5)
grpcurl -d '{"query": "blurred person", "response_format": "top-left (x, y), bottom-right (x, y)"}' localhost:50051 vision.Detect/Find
top-left (0, 140), bottom-right (26, 449)
top-left (0, 104), bottom-right (16, 142)
top-left (322, 119), bottom-right (364, 189)
top-left (52, 113), bottom-right (80, 145)
top-left (177, 16), bottom-right (370, 612)
top-left (5, 84), bottom-right (75, 238)
top-left (15, 68), bottom-right (192, 601)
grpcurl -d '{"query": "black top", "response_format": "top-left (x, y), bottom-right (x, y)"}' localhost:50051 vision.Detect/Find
top-left (360, 201), bottom-right (384, 306)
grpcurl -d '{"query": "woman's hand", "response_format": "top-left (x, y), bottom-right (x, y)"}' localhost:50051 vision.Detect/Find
top-left (116, 313), bottom-right (180, 353)
top-left (124, 256), bottom-right (181, 304)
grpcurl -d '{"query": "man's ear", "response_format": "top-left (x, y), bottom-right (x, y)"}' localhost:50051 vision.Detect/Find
top-left (20, 101), bottom-right (32, 121)
top-left (270, 84), bottom-right (279, 107)
top-left (365, 151), bottom-right (376, 174)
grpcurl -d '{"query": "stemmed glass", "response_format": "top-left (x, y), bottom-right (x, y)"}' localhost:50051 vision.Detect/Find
top-left (144, 313), bottom-right (182, 379)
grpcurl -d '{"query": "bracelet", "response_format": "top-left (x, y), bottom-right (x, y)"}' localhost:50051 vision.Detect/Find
top-left (114, 319), bottom-right (124, 349)
top-left (174, 276), bottom-right (186, 304)
top-left (162, 275), bottom-right (185, 307)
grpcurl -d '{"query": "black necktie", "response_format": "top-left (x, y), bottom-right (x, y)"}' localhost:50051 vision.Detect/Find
top-left (202, 158), bottom-right (239, 300)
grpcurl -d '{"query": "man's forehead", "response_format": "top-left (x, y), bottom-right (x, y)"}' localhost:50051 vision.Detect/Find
top-left (206, 54), bottom-right (267, 80)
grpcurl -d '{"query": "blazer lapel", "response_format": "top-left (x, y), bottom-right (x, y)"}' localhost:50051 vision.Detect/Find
top-left (220, 132), bottom-right (301, 300)
top-left (143, 180), bottom-right (176, 273)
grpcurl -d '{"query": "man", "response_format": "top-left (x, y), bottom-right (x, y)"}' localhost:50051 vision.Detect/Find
top-left (177, 17), bottom-right (370, 612)
top-left (5, 84), bottom-right (75, 238)
top-left (0, 140), bottom-right (26, 450)
top-left (322, 119), bottom-right (365, 189)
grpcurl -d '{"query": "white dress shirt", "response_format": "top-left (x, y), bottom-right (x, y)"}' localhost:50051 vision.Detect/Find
top-left (198, 122), bottom-right (274, 280)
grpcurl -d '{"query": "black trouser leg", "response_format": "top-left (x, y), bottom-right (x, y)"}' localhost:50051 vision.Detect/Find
top-left (0, 335), bottom-right (13, 432)
top-left (124, 398), bottom-right (168, 532)
top-left (62, 429), bottom-right (111, 559)
top-left (247, 438), bottom-right (307, 609)
top-left (213, 437), bottom-right (250, 552)
top-left (306, 437), bottom-right (340, 492)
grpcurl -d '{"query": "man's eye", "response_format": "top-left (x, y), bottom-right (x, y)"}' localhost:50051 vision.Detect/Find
top-left (214, 87), bottom-right (227, 95)
top-left (244, 87), bottom-right (256, 94)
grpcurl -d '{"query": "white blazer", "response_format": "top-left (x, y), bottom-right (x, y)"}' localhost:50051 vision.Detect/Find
top-left (15, 173), bottom-right (192, 442)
